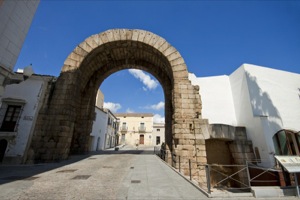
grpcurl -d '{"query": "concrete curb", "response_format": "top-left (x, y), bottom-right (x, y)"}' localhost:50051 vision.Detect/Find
top-left (154, 154), bottom-right (212, 198)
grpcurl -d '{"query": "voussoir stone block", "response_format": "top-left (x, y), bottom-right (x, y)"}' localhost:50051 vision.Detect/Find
top-left (143, 31), bottom-right (153, 44)
top-left (113, 29), bottom-right (121, 40)
top-left (131, 30), bottom-right (139, 41)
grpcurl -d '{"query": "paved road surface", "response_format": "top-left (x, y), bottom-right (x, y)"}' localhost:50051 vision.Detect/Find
top-left (0, 145), bottom-right (298, 200)
top-left (0, 146), bottom-right (208, 199)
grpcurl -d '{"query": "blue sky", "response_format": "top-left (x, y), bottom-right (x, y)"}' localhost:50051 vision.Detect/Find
top-left (15, 1), bottom-right (300, 122)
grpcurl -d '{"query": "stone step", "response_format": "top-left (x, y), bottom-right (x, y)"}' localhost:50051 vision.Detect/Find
top-left (251, 186), bottom-right (297, 198)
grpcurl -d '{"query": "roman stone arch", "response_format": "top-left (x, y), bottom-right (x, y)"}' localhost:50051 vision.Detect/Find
top-left (29, 29), bottom-right (208, 186)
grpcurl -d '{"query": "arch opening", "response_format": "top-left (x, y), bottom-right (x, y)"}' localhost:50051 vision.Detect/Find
top-left (98, 69), bottom-right (166, 148)
top-left (66, 40), bottom-right (174, 154)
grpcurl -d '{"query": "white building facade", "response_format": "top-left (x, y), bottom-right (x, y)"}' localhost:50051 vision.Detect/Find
top-left (152, 123), bottom-right (165, 146)
top-left (105, 109), bottom-right (119, 149)
top-left (90, 90), bottom-right (119, 151)
top-left (0, 72), bottom-right (55, 163)
top-left (90, 90), bottom-right (106, 151)
top-left (116, 113), bottom-right (165, 147)
top-left (189, 64), bottom-right (300, 167)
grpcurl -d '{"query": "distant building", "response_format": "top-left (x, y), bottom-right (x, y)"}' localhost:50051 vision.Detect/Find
top-left (90, 90), bottom-right (119, 151)
top-left (189, 64), bottom-right (300, 167)
top-left (0, 0), bottom-right (40, 97)
top-left (89, 90), bottom-right (105, 151)
top-left (95, 90), bottom-right (104, 109)
top-left (115, 113), bottom-right (165, 146)
top-left (0, 71), bottom-right (55, 164)
top-left (105, 109), bottom-right (119, 148)
top-left (152, 123), bottom-right (165, 146)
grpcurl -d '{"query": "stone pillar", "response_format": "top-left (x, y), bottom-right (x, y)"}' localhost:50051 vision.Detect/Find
top-left (172, 77), bottom-right (208, 187)
top-left (29, 71), bottom-right (79, 162)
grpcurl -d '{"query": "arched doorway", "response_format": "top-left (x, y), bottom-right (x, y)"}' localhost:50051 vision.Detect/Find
top-left (0, 139), bottom-right (8, 163)
top-left (29, 29), bottom-right (208, 184)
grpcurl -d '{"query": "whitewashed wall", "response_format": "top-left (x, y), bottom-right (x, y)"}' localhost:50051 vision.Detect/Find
top-left (105, 110), bottom-right (118, 148)
top-left (243, 64), bottom-right (300, 166)
top-left (90, 107), bottom-right (107, 151)
top-left (152, 123), bottom-right (165, 146)
top-left (189, 64), bottom-right (300, 167)
top-left (0, 75), bottom-right (50, 163)
top-left (229, 65), bottom-right (268, 165)
top-left (188, 73), bottom-right (237, 125)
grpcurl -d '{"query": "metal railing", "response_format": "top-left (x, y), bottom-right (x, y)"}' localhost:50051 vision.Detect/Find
top-left (206, 164), bottom-right (250, 193)
top-left (153, 147), bottom-right (284, 194)
top-left (247, 160), bottom-right (281, 186)
top-left (138, 126), bottom-right (146, 132)
top-left (154, 147), bottom-right (195, 182)
top-left (120, 126), bottom-right (127, 132)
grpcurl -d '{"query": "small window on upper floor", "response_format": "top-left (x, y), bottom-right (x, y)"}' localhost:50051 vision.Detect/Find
top-left (157, 129), bottom-right (160, 132)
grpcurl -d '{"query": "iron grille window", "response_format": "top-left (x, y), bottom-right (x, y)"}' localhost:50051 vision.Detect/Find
top-left (0, 105), bottom-right (22, 132)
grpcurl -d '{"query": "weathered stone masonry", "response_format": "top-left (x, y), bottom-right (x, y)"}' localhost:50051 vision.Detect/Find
top-left (28, 29), bottom-right (208, 185)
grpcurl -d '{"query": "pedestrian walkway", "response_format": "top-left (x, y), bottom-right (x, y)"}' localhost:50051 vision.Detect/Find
top-left (116, 153), bottom-right (208, 199)
top-left (0, 146), bottom-right (298, 200)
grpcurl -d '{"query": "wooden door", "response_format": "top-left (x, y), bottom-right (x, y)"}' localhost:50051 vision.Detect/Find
top-left (139, 135), bottom-right (144, 145)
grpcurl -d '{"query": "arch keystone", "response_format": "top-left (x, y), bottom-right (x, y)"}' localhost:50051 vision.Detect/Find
top-left (125, 29), bottom-right (133, 40)
top-left (131, 30), bottom-right (139, 41)
top-left (137, 30), bottom-right (147, 42)
top-left (119, 29), bottom-right (127, 40)
top-left (113, 29), bottom-right (121, 40)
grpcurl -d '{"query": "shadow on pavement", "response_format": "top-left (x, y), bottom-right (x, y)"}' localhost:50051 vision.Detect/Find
top-left (0, 147), bottom-right (157, 185)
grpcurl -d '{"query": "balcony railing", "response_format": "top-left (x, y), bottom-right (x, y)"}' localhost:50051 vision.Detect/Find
top-left (120, 126), bottom-right (127, 132)
top-left (138, 126), bottom-right (146, 132)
